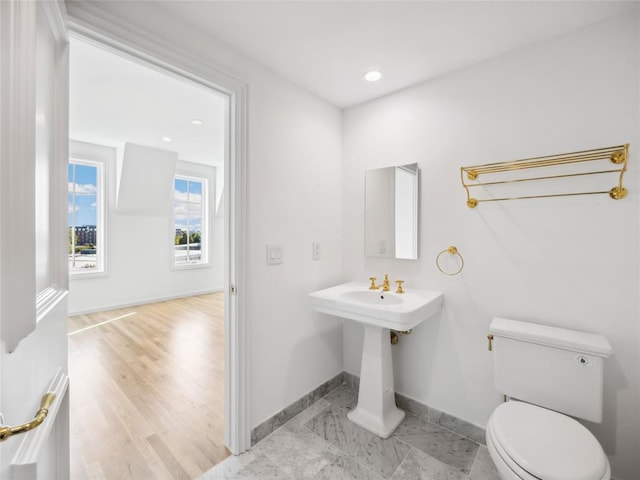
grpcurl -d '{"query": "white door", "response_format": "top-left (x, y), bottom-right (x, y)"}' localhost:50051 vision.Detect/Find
top-left (0, 1), bottom-right (70, 478)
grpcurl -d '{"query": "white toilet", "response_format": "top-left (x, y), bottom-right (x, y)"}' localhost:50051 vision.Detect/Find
top-left (486, 317), bottom-right (612, 480)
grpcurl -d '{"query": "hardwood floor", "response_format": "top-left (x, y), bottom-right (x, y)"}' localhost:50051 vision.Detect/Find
top-left (68, 293), bottom-right (228, 479)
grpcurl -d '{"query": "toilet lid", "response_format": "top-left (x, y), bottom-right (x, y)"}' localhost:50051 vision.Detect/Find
top-left (491, 402), bottom-right (608, 480)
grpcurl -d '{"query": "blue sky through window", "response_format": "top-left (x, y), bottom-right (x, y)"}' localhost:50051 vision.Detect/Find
top-left (68, 161), bottom-right (101, 272)
top-left (174, 178), bottom-right (203, 233)
top-left (68, 163), bottom-right (97, 226)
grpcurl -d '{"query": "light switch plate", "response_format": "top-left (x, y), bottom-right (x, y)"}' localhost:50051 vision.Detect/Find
top-left (312, 242), bottom-right (320, 261)
top-left (267, 244), bottom-right (283, 265)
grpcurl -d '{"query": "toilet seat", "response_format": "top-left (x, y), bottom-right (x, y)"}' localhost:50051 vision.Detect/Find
top-left (487, 401), bottom-right (610, 480)
top-left (487, 419), bottom-right (540, 480)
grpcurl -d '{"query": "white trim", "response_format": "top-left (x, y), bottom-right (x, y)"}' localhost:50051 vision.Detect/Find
top-left (68, 140), bottom-right (116, 281)
top-left (67, 288), bottom-right (223, 317)
top-left (40, 0), bottom-right (67, 44)
top-left (171, 160), bottom-right (217, 272)
top-left (52, 4), bottom-right (70, 295)
top-left (67, 270), bottom-right (106, 281)
top-left (64, 3), bottom-right (246, 95)
top-left (226, 77), bottom-right (250, 454)
top-left (65, 2), bottom-right (250, 453)
top-left (67, 158), bottom-right (106, 277)
top-left (35, 0), bottom-right (70, 319)
top-left (11, 368), bottom-right (70, 469)
top-left (173, 173), bottom-right (210, 268)
top-left (170, 263), bottom-right (213, 272)
top-left (1, 0), bottom-right (38, 352)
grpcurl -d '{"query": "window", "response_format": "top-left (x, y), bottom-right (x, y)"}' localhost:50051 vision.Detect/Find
top-left (174, 176), bottom-right (207, 266)
top-left (68, 160), bottom-right (104, 274)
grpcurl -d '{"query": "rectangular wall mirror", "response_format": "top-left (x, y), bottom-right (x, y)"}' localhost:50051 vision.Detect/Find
top-left (365, 163), bottom-right (419, 259)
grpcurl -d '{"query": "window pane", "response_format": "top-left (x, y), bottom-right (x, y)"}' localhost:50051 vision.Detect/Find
top-left (188, 180), bottom-right (202, 196)
top-left (189, 216), bottom-right (202, 235)
top-left (174, 179), bottom-right (188, 205)
top-left (73, 194), bottom-right (97, 228)
top-left (68, 162), bottom-right (100, 273)
top-left (175, 178), bottom-right (188, 193)
top-left (174, 177), bottom-right (205, 265)
top-left (174, 200), bottom-right (190, 222)
top-left (74, 164), bottom-right (97, 189)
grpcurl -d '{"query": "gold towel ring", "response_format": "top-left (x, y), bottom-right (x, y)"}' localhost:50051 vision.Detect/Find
top-left (436, 246), bottom-right (464, 276)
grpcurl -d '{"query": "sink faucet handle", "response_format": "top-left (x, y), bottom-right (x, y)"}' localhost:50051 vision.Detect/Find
top-left (369, 277), bottom-right (379, 290)
top-left (382, 274), bottom-right (391, 291)
top-left (395, 280), bottom-right (405, 294)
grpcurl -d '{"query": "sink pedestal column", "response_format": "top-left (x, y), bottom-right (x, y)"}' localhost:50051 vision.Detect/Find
top-left (347, 324), bottom-right (405, 438)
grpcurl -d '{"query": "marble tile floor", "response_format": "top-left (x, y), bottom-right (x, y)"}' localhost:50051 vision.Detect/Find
top-left (199, 384), bottom-right (501, 480)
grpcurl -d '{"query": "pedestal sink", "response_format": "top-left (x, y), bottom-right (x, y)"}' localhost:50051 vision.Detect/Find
top-left (309, 282), bottom-right (443, 438)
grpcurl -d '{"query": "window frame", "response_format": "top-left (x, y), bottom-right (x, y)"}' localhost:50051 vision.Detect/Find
top-left (68, 156), bottom-right (106, 278)
top-left (172, 173), bottom-right (210, 269)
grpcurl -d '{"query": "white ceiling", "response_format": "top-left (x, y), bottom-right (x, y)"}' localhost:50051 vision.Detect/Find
top-left (69, 38), bottom-right (227, 167)
top-left (155, 1), bottom-right (637, 108)
top-left (69, 1), bottom-right (636, 157)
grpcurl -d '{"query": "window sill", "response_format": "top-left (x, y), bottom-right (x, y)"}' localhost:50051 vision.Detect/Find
top-left (172, 262), bottom-right (211, 272)
top-left (69, 269), bottom-right (107, 280)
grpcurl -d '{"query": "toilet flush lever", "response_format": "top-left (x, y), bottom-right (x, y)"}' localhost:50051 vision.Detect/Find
top-left (487, 334), bottom-right (494, 351)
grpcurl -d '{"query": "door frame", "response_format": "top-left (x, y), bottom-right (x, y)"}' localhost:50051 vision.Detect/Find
top-left (65, 6), bottom-right (250, 453)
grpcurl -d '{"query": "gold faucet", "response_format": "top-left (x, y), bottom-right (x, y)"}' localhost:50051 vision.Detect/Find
top-left (369, 274), bottom-right (391, 291)
top-left (395, 280), bottom-right (405, 294)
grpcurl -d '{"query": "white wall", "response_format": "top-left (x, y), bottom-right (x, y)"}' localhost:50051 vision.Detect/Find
top-left (116, 143), bottom-right (177, 216)
top-left (65, 2), bottom-right (345, 429)
top-left (247, 81), bottom-right (344, 426)
top-left (342, 14), bottom-right (639, 480)
top-left (68, 140), bottom-right (224, 313)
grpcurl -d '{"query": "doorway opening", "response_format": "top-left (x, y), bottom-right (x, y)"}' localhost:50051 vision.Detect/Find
top-left (66, 36), bottom-right (232, 478)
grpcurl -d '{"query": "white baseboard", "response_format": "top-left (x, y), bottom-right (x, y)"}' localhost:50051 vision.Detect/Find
top-left (68, 287), bottom-right (224, 316)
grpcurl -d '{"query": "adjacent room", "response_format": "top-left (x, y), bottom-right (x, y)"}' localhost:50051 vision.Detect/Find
top-left (66, 37), bottom-right (228, 478)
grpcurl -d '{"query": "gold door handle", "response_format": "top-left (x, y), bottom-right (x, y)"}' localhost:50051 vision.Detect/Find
top-left (0, 392), bottom-right (55, 442)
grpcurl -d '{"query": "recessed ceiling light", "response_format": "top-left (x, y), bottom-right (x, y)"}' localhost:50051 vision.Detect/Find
top-left (191, 119), bottom-right (203, 126)
top-left (162, 136), bottom-right (172, 142)
top-left (364, 70), bottom-right (382, 82)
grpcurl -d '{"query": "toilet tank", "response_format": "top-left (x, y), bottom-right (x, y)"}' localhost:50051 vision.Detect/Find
top-left (489, 317), bottom-right (612, 423)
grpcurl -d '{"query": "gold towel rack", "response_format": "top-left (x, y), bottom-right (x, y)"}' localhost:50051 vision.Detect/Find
top-left (460, 144), bottom-right (629, 208)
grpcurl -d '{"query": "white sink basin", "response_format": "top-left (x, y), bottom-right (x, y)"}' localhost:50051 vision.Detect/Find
top-left (309, 281), bottom-right (443, 438)
top-left (340, 290), bottom-right (404, 305)
top-left (309, 281), bottom-right (443, 330)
